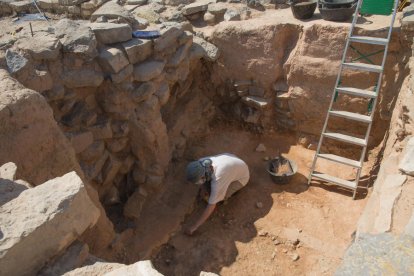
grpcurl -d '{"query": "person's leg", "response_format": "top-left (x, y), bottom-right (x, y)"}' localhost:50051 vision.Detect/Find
top-left (224, 181), bottom-right (244, 200)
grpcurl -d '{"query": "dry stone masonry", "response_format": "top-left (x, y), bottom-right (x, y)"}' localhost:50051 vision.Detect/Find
top-left (3, 17), bottom-right (219, 220)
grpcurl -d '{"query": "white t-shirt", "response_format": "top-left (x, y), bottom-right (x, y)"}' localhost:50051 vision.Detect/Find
top-left (201, 153), bottom-right (250, 205)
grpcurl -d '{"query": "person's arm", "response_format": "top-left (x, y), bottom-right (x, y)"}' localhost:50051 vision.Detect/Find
top-left (186, 203), bottom-right (216, 235)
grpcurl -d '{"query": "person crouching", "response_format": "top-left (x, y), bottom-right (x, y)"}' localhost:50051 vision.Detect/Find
top-left (185, 153), bottom-right (250, 235)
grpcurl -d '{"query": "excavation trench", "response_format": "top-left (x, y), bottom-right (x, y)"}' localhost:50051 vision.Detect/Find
top-left (98, 15), bottom-right (409, 275)
top-left (1, 10), bottom-right (410, 276)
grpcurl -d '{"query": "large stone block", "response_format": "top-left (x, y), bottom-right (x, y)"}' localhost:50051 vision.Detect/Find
top-left (96, 83), bottom-right (130, 114)
top-left (191, 36), bottom-right (220, 62)
top-left (102, 154), bottom-right (122, 186)
top-left (66, 131), bottom-right (94, 154)
top-left (91, 1), bottom-right (137, 26)
top-left (55, 19), bottom-right (98, 58)
top-left (81, 150), bottom-right (109, 181)
top-left (224, 9), bottom-right (241, 21)
top-left (9, 0), bottom-right (35, 13)
top-left (0, 172), bottom-right (100, 276)
top-left (122, 38), bottom-right (152, 64)
top-left (111, 64), bottom-right (133, 83)
top-left (167, 39), bottom-right (191, 67)
top-left (16, 33), bottom-right (61, 60)
top-left (130, 81), bottom-right (156, 103)
top-left (61, 101), bottom-right (89, 127)
top-left (133, 60), bottom-right (165, 82)
top-left (98, 47), bottom-right (130, 74)
top-left (5, 49), bottom-right (29, 75)
top-left (182, 0), bottom-right (211, 15)
top-left (90, 23), bottom-right (132, 45)
top-left (63, 69), bottom-right (104, 88)
top-left (135, 6), bottom-right (161, 23)
top-left (37, 0), bottom-right (60, 10)
top-left (207, 3), bottom-right (227, 16)
top-left (154, 23), bottom-right (184, 52)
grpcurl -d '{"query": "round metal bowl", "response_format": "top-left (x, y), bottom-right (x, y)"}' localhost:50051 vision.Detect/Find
top-left (267, 156), bottom-right (298, 185)
top-left (290, 0), bottom-right (317, 20)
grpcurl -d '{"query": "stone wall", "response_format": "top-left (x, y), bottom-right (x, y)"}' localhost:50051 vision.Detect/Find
top-left (3, 18), bottom-right (217, 221)
top-left (0, 67), bottom-right (116, 256)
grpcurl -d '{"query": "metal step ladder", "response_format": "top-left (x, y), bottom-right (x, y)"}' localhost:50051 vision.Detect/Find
top-left (307, 0), bottom-right (399, 199)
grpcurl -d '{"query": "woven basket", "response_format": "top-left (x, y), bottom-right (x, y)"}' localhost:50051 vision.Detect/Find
top-left (360, 0), bottom-right (394, 15)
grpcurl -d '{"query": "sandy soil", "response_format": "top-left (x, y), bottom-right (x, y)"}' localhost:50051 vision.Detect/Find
top-left (136, 125), bottom-right (370, 276)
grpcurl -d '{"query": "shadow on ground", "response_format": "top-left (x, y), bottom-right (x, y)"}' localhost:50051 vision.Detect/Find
top-left (310, 180), bottom-right (369, 200)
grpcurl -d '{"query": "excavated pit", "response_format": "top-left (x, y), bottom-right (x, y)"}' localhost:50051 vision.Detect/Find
top-left (100, 13), bottom-right (410, 275)
top-left (0, 6), bottom-right (412, 276)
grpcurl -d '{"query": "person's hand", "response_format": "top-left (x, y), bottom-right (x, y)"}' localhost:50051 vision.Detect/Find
top-left (185, 226), bottom-right (197, 236)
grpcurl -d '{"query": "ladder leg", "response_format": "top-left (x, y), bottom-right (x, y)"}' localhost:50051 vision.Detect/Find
top-left (307, 0), bottom-right (399, 198)
top-left (352, 188), bottom-right (357, 200)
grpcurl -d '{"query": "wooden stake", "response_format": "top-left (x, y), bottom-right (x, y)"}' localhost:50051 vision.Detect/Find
top-left (29, 23), bottom-right (34, 37)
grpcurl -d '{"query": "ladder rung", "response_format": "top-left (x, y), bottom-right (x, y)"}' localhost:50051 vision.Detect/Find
top-left (317, 154), bottom-right (361, 168)
top-left (349, 36), bottom-right (388, 46)
top-left (323, 132), bottom-right (367, 146)
top-left (329, 110), bottom-right (372, 123)
top-left (336, 87), bottom-right (377, 98)
top-left (342, 63), bottom-right (383, 73)
top-left (311, 173), bottom-right (357, 190)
